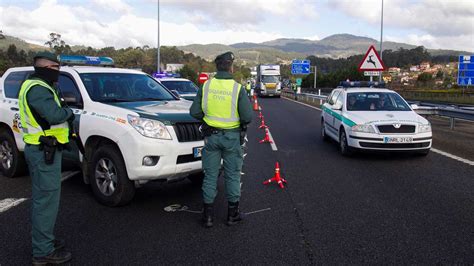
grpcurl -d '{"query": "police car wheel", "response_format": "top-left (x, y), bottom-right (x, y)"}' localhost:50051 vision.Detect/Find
top-left (320, 119), bottom-right (329, 142)
top-left (89, 145), bottom-right (135, 207)
top-left (339, 130), bottom-right (353, 156)
top-left (0, 131), bottom-right (27, 178)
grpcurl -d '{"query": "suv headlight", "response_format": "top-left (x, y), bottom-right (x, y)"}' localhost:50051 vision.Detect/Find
top-left (351, 124), bottom-right (376, 133)
top-left (127, 115), bottom-right (172, 140)
top-left (418, 123), bottom-right (431, 133)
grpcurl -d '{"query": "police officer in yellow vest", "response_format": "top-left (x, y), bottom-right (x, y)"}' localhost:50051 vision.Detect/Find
top-left (190, 52), bottom-right (252, 228)
top-left (19, 52), bottom-right (73, 264)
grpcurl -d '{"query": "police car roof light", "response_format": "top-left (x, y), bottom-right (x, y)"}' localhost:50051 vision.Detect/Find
top-left (59, 55), bottom-right (114, 67)
top-left (339, 81), bottom-right (385, 88)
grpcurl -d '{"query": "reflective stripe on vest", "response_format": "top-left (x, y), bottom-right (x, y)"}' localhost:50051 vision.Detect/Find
top-left (202, 79), bottom-right (241, 129)
top-left (18, 79), bottom-right (69, 145)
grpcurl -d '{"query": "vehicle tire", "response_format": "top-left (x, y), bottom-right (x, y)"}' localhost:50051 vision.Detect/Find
top-left (89, 145), bottom-right (135, 207)
top-left (0, 130), bottom-right (27, 178)
top-left (321, 119), bottom-right (329, 142)
top-left (188, 171), bottom-right (204, 186)
top-left (339, 129), bottom-right (353, 156)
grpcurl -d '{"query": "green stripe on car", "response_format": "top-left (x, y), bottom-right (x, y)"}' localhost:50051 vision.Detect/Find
top-left (322, 105), bottom-right (357, 127)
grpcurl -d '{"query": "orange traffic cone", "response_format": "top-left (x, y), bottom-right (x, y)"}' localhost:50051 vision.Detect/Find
top-left (253, 98), bottom-right (259, 111)
top-left (259, 116), bottom-right (268, 129)
top-left (263, 162), bottom-right (287, 189)
top-left (258, 111), bottom-right (263, 119)
top-left (259, 128), bottom-right (273, 143)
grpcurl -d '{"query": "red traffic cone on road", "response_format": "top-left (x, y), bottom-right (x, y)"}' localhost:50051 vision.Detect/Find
top-left (258, 111), bottom-right (263, 119)
top-left (263, 162), bottom-right (287, 189)
top-left (253, 94), bottom-right (257, 101)
top-left (259, 128), bottom-right (273, 143)
top-left (253, 98), bottom-right (259, 111)
top-left (259, 116), bottom-right (268, 129)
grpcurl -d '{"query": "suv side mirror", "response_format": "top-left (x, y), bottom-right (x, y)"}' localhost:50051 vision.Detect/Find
top-left (62, 92), bottom-right (82, 108)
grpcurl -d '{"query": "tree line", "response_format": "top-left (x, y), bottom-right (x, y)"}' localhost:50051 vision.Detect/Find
top-left (0, 33), bottom-right (459, 88)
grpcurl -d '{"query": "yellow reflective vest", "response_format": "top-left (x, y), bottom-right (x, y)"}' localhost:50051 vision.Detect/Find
top-left (202, 78), bottom-right (241, 129)
top-left (18, 79), bottom-right (69, 145)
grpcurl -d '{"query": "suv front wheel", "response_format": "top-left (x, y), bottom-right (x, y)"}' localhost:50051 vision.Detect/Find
top-left (0, 130), bottom-right (27, 178)
top-left (89, 145), bottom-right (135, 206)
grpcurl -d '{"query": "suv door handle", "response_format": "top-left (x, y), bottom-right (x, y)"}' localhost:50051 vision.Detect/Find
top-left (10, 107), bottom-right (19, 111)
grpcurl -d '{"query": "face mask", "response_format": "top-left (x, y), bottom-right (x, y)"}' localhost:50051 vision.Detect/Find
top-left (34, 66), bottom-right (60, 84)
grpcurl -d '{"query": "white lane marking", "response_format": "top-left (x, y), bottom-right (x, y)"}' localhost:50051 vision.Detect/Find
top-left (282, 96), bottom-right (322, 111)
top-left (244, 208), bottom-right (272, 215)
top-left (61, 171), bottom-right (81, 182)
top-left (0, 198), bottom-right (28, 213)
top-left (266, 128), bottom-right (278, 151)
top-left (431, 148), bottom-right (474, 166)
top-left (284, 96), bottom-right (474, 167)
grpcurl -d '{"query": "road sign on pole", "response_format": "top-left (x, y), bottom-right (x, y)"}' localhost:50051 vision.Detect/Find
top-left (296, 78), bottom-right (302, 86)
top-left (364, 71), bottom-right (381, 76)
top-left (198, 73), bottom-right (209, 84)
top-left (292, 60), bottom-right (311, 75)
top-left (457, 55), bottom-right (474, 86)
top-left (358, 45), bottom-right (385, 71)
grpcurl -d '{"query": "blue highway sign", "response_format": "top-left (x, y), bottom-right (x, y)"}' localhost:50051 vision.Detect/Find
top-left (458, 55), bottom-right (474, 86)
top-left (292, 59), bottom-right (311, 75)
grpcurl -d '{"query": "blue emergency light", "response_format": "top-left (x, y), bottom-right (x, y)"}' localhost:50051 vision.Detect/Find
top-left (59, 55), bottom-right (114, 66)
top-left (339, 81), bottom-right (385, 88)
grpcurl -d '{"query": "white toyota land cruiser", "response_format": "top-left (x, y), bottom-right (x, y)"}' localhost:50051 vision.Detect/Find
top-left (0, 55), bottom-right (204, 206)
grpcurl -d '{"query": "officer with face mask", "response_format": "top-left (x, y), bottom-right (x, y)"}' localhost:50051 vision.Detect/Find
top-left (190, 52), bottom-right (253, 228)
top-left (19, 52), bottom-right (73, 265)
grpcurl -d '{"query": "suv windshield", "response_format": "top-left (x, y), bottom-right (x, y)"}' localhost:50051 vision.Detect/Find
top-left (262, 75), bottom-right (280, 83)
top-left (346, 92), bottom-right (410, 111)
top-left (79, 73), bottom-right (176, 102)
top-left (160, 80), bottom-right (198, 94)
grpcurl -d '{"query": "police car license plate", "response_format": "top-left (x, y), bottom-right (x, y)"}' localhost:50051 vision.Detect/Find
top-left (269, 94), bottom-right (274, 96)
top-left (384, 137), bottom-right (413, 143)
top-left (193, 146), bottom-right (203, 158)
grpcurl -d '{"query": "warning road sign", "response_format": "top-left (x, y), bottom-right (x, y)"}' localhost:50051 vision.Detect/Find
top-left (358, 45), bottom-right (385, 71)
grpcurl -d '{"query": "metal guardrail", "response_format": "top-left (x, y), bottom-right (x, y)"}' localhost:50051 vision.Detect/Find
top-left (281, 90), bottom-right (474, 130)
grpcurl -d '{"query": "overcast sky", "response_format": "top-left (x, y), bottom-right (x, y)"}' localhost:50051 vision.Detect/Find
top-left (0, 0), bottom-right (473, 52)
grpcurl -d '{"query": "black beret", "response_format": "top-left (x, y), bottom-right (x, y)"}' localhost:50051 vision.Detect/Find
top-left (34, 51), bottom-right (60, 64)
top-left (214, 51), bottom-right (235, 63)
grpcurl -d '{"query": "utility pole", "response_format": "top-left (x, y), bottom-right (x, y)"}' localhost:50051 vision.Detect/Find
top-left (313, 66), bottom-right (317, 89)
top-left (157, 0), bottom-right (160, 72)
top-left (379, 0), bottom-right (384, 82)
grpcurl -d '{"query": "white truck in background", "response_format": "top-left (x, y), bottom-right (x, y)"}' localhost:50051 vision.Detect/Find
top-left (256, 64), bottom-right (281, 97)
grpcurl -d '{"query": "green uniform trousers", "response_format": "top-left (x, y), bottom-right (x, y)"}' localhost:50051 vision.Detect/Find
top-left (202, 130), bottom-right (243, 204)
top-left (24, 144), bottom-right (62, 257)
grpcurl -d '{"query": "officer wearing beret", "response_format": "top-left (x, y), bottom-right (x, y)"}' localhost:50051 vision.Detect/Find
top-left (19, 52), bottom-right (73, 264)
top-left (190, 51), bottom-right (252, 227)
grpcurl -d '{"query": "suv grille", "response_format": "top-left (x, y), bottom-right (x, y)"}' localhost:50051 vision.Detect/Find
top-left (173, 123), bottom-right (203, 142)
top-left (377, 125), bottom-right (415, 134)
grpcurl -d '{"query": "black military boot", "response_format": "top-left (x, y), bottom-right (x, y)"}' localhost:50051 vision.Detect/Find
top-left (227, 201), bottom-right (242, 226)
top-left (32, 249), bottom-right (72, 265)
top-left (202, 203), bottom-right (214, 228)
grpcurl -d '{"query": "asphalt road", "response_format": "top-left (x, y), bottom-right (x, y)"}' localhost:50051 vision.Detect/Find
top-left (1, 97), bottom-right (473, 264)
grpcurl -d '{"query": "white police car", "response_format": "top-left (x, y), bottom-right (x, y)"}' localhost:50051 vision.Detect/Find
top-left (320, 84), bottom-right (432, 156)
top-left (0, 55), bottom-right (204, 206)
top-left (156, 78), bottom-right (199, 101)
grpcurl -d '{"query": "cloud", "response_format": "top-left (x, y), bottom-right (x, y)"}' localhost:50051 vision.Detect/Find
top-left (160, 0), bottom-right (318, 28)
top-left (0, 1), bottom-right (283, 48)
top-left (91, 0), bottom-right (132, 14)
top-left (386, 34), bottom-right (474, 52)
top-left (329, 0), bottom-right (474, 37)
